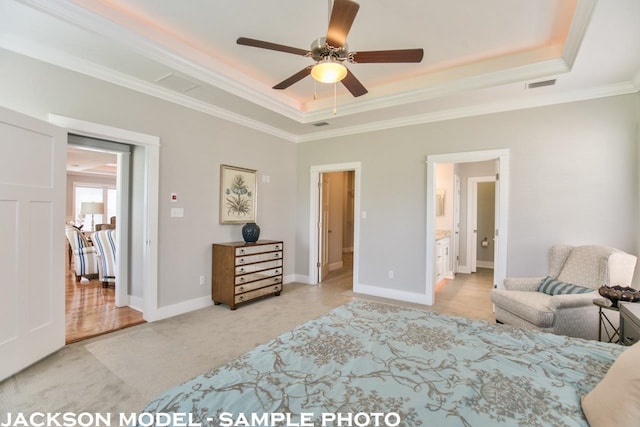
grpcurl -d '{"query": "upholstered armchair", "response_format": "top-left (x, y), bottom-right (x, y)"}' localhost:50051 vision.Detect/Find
top-left (92, 229), bottom-right (116, 287)
top-left (65, 225), bottom-right (99, 282)
top-left (491, 245), bottom-right (637, 340)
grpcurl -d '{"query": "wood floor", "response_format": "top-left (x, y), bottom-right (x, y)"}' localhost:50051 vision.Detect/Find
top-left (65, 266), bottom-right (145, 344)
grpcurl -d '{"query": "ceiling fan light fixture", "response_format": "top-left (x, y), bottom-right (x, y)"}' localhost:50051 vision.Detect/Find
top-left (311, 58), bottom-right (347, 84)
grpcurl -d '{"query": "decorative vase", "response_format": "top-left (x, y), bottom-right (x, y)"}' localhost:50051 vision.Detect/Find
top-left (242, 222), bottom-right (260, 243)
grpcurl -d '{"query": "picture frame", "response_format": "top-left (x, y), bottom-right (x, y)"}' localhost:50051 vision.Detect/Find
top-left (219, 164), bottom-right (257, 224)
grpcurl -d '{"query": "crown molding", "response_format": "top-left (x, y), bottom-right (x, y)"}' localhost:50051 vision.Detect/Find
top-left (1, 34), bottom-right (299, 142)
top-left (560, 0), bottom-right (597, 69)
top-left (293, 81), bottom-right (639, 143)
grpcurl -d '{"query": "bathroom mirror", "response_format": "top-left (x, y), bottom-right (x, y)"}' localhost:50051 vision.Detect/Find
top-left (436, 188), bottom-right (445, 216)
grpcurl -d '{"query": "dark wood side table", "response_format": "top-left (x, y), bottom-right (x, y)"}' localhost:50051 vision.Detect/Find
top-left (619, 302), bottom-right (640, 346)
top-left (593, 299), bottom-right (620, 343)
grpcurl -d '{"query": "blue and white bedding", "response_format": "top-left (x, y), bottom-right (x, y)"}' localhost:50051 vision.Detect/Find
top-left (143, 300), bottom-right (623, 426)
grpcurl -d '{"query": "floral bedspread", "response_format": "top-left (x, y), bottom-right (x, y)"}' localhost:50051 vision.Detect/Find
top-left (143, 300), bottom-right (623, 426)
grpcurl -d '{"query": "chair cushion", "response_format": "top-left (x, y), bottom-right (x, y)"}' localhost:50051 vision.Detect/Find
top-left (491, 289), bottom-right (554, 327)
top-left (537, 276), bottom-right (593, 295)
top-left (581, 341), bottom-right (640, 427)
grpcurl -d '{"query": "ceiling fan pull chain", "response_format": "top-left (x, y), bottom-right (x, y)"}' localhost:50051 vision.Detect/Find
top-left (314, 80), bottom-right (318, 100)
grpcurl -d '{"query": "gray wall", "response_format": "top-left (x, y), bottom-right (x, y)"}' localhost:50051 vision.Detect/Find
top-left (2, 48), bottom-right (639, 309)
top-left (296, 94), bottom-right (639, 295)
top-left (0, 49), bottom-right (297, 309)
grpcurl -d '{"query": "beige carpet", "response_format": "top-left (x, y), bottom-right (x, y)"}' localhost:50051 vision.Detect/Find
top-left (0, 266), bottom-right (494, 415)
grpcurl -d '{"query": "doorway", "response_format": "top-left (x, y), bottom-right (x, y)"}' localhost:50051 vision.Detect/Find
top-left (50, 114), bottom-right (161, 322)
top-left (317, 171), bottom-right (355, 284)
top-left (426, 149), bottom-right (509, 305)
top-left (65, 140), bottom-right (144, 343)
top-left (467, 178), bottom-right (496, 272)
top-left (309, 162), bottom-right (361, 287)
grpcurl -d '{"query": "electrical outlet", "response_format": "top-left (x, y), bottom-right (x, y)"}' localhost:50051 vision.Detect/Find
top-left (199, 275), bottom-right (205, 285)
top-left (388, 270), bottom-right (394, 279)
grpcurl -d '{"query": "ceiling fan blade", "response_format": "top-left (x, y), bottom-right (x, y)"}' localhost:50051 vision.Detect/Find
top-left (237, 37), bottom-right (309, 56)
top-left (352, 49), bottom-right (424, 63)
top-left (341, 69), bottom-right (368, 97)
top-left (273, 66), bottom-right (313, 90)
top-left (326, 0), bottom-right (360, 48)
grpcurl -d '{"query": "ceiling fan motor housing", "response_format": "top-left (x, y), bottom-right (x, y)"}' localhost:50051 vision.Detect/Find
top-left (310, 37), bottom-right (349, 61)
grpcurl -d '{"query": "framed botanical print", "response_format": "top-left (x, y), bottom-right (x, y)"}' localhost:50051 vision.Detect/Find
top-left (219, 164), bottom-right (257, 224)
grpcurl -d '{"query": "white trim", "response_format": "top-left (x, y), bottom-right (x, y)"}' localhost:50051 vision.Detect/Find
top-left (477, 261), bottom-right (495, 269)
top-left (154, 296), bottom-right (214, 322)
top-left (355, 284), bottom-right (431, 306)
top-left (48, 114), bottom-right (161, 322)
top-left (309, 163), bottom-right (361, 288)
top-left (426, 149), bottom-right (509, 305)
top-left (329, 261), bottom-right (344, 272)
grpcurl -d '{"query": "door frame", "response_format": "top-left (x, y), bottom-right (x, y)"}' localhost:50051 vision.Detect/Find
top-left (309, 162), bottom-right (361, 286)
top-left (426, 149), bottom-right (509, 305)
top-left (49, 114), bottom-right (161, 321)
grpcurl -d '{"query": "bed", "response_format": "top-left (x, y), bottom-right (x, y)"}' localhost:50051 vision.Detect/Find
top-left (143, 300), bottom-right (625, 426)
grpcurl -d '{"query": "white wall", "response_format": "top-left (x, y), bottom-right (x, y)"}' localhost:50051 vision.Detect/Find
top-left (0, 49), bottom-right (297, 309)
top-left (296, 94), bottom-right (640, 297)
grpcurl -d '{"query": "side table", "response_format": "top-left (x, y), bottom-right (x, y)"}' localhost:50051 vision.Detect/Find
top-left (593, 299), bottom-right (620, 343)
top-left (619, 302), bottom-right (640, 346)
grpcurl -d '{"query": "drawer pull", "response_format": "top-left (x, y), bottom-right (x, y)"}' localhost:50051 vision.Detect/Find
top-left (274, 278), bottom-right (279, 282)
top-left (238, 286), bottom-right (245, 292)
top-left (238, 258), bottom-right (245, 264)
top-left (274, 286), bottom-right (279, 290)
top-left (239, 249), bottom-right (245, 254)
top-left (275, 245), bottom-right (280, 249)
top-left (238, 296), bottom-right (244, 301)
top-left (239, 277), bottom-right (245, 282)
top-left (274, 254), bottom-right (280, 258)
top-left (275, 270), bottom-right (280, 274)
top-left (238, 267), bottom-right (245, 273)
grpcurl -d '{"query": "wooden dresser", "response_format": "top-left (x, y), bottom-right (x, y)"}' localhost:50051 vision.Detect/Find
top-left (212, 240), bottom-right (283, 310)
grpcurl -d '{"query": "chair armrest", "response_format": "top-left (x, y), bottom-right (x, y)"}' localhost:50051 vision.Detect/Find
top-left (74, 247), bottom-right (97, 255)
top-left (503, 277), bottom-right (544, 292)
top-left (548, 292), bottom-right (599, 310)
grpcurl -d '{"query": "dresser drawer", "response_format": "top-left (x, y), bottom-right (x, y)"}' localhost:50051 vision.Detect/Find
top-left (235, 259), bottom-right (282, 275)
top-left (235, 243), bottom-right (282, 256)
top-left (235, 283), bottom-right (282, 304)
top-left (235, 267), bottom-right (282, 285)
top-left (235, 276), bottom-right (282, 294)
top-left (236, 251), bottom-right (282, 266)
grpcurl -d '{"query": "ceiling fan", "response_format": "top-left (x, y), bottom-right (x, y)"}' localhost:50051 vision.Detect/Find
top-left (237, 0), bottom-right (424, 98)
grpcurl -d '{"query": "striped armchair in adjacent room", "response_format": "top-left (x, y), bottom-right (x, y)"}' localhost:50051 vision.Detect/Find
top-left (65, 225), bottom-right (99, 282)
top-left (92, 229), bottom-right (116, 287)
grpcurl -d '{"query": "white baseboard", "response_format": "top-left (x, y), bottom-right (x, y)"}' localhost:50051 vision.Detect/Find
top-left (153, 295), bottom-right (214, 321)
top-left (146, 275), bottom-right (308, 322)
top-left (353, 283), bottom-right (433, 306)
top-left (477, 261), bottom-right (495, 269)
top-left (457, 265), bottom-right (471, 274)
top-left (329, 261), bottom-right (344, 272)
top-left (128, 295), bottom-right (144, 312)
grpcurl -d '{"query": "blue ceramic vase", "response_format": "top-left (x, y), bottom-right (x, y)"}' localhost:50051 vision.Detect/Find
top-left (242, 222), bottom-right (260, 243)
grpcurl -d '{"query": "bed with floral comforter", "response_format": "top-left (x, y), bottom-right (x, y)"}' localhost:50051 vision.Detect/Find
top-left (143, 300), bottom-right (622, 426)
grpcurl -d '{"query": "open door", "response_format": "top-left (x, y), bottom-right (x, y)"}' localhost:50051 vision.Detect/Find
top-left (0, 107), bottom-right (66, 381)
top-left (318, 174), bottom-right (330, 282)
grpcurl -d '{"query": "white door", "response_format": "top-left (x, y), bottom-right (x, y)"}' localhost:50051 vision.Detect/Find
top-left (0, 107), bottom-right (66, 381)
top-left (318, 174), bottom-right (330, 282)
